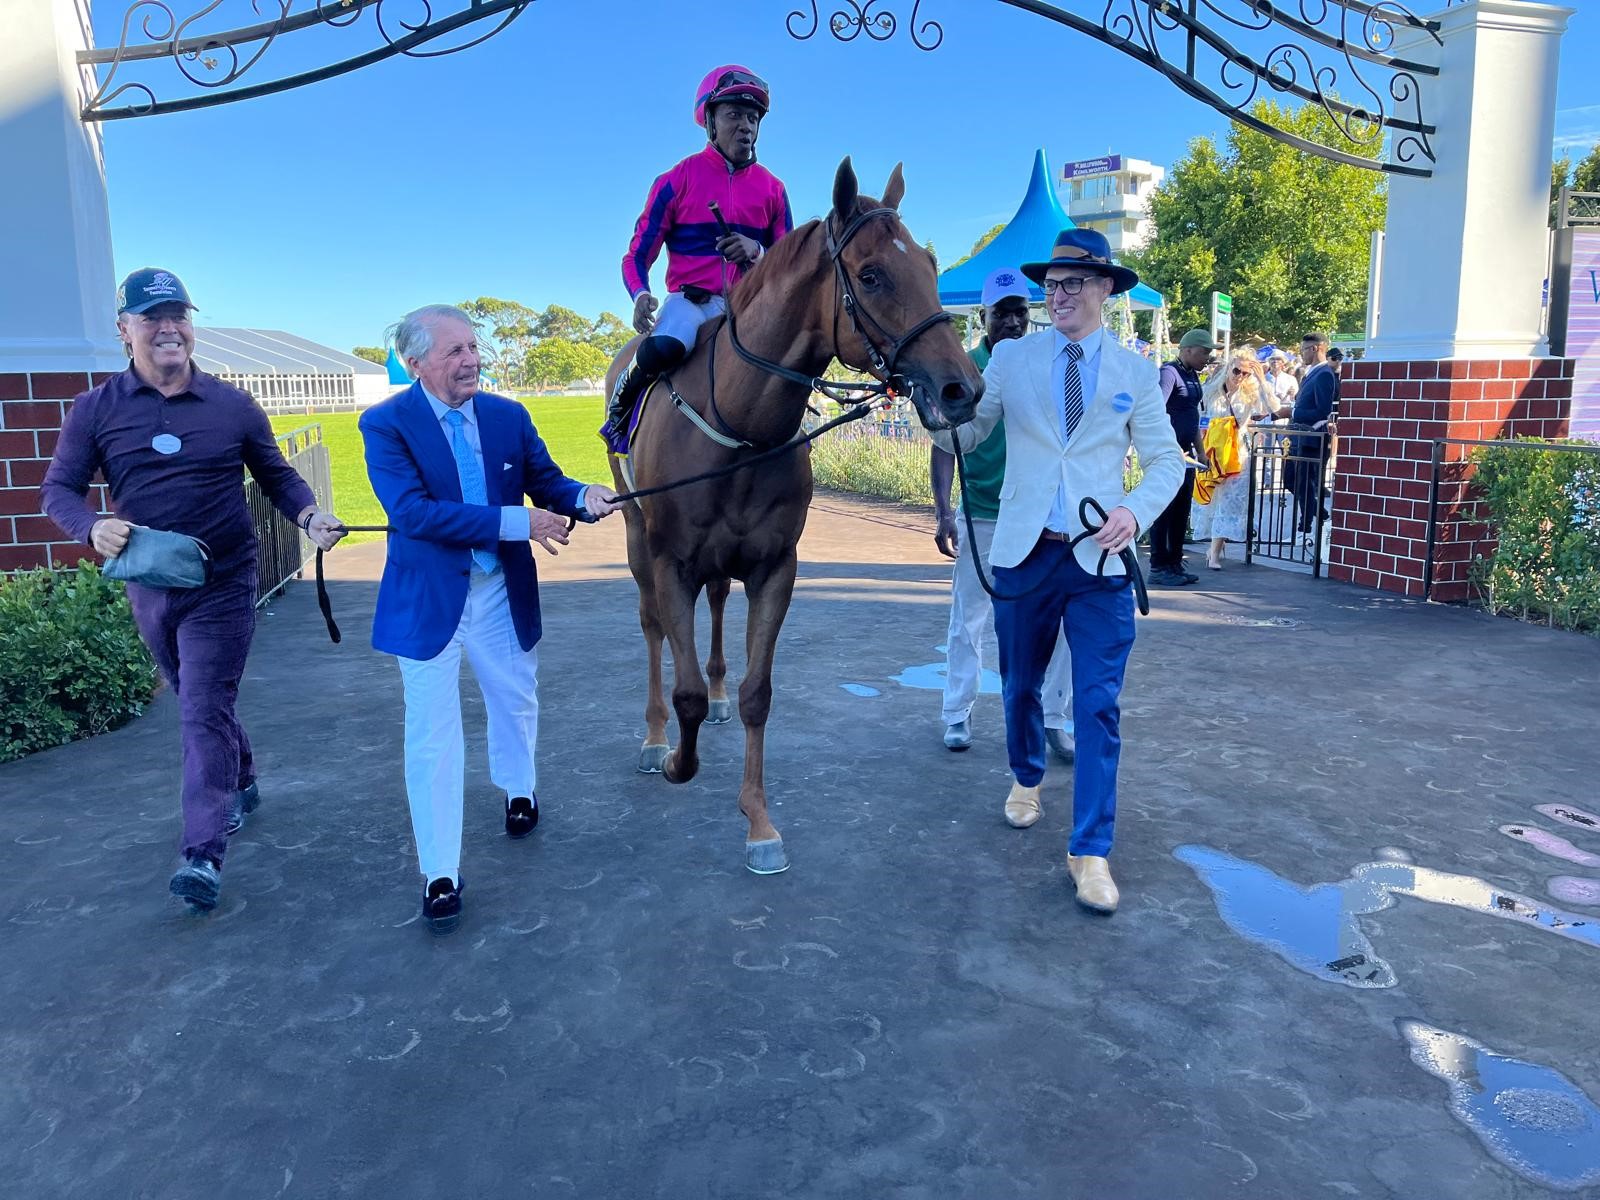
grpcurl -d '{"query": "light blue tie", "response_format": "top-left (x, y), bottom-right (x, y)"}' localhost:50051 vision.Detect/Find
top-left (444, 408), bottom-right (498, 574)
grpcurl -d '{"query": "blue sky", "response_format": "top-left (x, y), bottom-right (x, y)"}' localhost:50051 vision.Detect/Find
top-left (91, 0), bottom-right (1600, 353)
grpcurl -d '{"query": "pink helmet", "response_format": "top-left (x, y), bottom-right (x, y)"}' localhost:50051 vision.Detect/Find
top-left (694, 64), bottom-right (770, 128)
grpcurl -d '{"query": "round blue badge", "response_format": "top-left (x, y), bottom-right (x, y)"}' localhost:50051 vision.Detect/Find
top-left (151, 433), bottom-right (182, 455)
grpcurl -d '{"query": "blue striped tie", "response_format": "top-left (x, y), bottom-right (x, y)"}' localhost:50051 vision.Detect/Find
top-left (444, 408), bottom-right (498, 574)
top-left (1063, 341), bottom-right (1085, 443)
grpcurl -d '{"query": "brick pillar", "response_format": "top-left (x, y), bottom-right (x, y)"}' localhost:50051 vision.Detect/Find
top-left (1328, 357), bottom-right (1575, 598)
top-left (0, 371), bottom-right (115, 572)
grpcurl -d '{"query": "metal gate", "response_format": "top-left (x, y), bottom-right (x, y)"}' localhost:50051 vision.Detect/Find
top-left (1245, 424), bottom-right (1329, 576)
top-left (250, 424), bottom-right (332, 605)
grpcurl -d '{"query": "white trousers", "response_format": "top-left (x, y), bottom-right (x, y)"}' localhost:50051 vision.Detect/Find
top-left (943, 516), bottom-right (1073, 732)
top-left (396, 570), bottom-right (539, 885)
top-left (654, 292), bottom-right (727, 353)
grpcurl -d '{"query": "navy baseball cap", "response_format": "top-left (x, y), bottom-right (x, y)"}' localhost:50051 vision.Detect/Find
top-left (117, 267), bottom-right (196, 315)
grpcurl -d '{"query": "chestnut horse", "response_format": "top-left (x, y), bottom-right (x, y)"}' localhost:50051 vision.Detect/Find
top-left (605, 158), bottom-right (981, 874)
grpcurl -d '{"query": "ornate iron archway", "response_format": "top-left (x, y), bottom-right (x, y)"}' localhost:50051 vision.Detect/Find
top-left (81, 0), bottom-right (1448, 176)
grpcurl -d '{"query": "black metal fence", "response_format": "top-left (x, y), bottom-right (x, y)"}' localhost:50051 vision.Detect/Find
top-left (249, 424), bottom-right (332, 605)
top-left (1244, 423), bottom-right (1331, 576)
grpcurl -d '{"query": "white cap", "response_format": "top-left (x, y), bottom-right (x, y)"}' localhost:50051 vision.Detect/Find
top-left (981, 268), bottom-right (1030, 308)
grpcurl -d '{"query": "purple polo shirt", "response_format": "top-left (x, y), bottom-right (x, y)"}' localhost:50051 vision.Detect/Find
top-left (40, 364), bottom-right (316, 569)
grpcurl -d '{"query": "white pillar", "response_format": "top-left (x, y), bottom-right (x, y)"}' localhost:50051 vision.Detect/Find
top-left (1370, 1), bottom-right (1573, 361)
top-left (0, 0), bottom-right (124, 372)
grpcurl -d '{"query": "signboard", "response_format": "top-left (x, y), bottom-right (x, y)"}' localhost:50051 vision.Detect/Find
top-left (1062, 155), bottom-right (1122, 180)
top-left (1211, 291), bottom-right (1233, 335)
top-left (1565, 229), bottom-right (1600, 442)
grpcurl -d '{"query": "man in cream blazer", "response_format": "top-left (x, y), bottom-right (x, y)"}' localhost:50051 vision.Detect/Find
top-left (932, 229), bottom-right (1183, 914)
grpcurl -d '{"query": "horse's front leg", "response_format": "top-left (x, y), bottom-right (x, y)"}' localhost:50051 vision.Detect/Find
top-left (705, 576), bottom-right (732, 725)
top-left (622, 505), bottom-right (672, 774)
top-left (654, 558), bottom-right (708, 785)
top-left (736, 551), bottom-right (798, 874)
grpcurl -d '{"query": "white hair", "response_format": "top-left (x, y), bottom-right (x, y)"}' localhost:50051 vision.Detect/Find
top-left (388, 304), bottom-right (474, 364)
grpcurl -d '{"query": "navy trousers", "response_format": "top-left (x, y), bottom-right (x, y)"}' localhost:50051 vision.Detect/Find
top-left (127, 561), bottom-right (258, 865)
top-left (993, 538), bottom-right (1135, 857)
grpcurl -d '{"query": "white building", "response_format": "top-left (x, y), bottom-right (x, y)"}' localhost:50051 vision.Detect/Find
top-left (191, 327), bottom-right (397, 413)
top-left (1058, 155), bottom-right (1166, 254)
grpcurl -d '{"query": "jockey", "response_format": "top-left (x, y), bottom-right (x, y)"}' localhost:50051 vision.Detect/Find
top-left (601, 64), bottom-right (795, 449)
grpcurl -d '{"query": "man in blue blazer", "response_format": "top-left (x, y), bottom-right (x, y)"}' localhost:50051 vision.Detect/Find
top-left (360, 304), bottom-right (620, 934)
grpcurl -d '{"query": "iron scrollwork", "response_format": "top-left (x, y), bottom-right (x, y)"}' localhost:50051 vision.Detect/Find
top-left (785, 0), bottom-right (1441, 177)
top-left (786, 2), bottom-right (945, 51)
top-left (80, 0), bottom-right (534, 121)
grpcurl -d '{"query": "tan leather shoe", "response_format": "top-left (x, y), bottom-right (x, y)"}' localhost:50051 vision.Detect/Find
top-left (1066, 854), bottom-right (1119, 914)
top-left (1003, 782), bottom-right (1042, 829)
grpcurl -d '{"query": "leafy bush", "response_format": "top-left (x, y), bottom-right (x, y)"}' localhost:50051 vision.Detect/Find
top-left (1468, 440), bottom-right (1600, 633)
top-left (809, 420), bottom-right (945, 506)
top-left (0, 563), bottom-right (158, 763)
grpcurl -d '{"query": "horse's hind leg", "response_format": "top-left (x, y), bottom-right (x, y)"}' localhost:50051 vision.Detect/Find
top-left (736, 552), bottom-right (798, 874)
top-left (705, 577), bottom-right (732, 725)
top-left (655, 560), bottom-right (708, 785)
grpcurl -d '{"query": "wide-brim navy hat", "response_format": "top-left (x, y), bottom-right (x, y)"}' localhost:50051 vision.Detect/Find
top-left (117, 267), bottom-right (197, 315)
top-left (1020, 228), bottom-right (1139, 296)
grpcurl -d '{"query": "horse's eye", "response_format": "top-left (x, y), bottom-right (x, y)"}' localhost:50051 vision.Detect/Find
top-left (859, 268), bottom-right (882, 289)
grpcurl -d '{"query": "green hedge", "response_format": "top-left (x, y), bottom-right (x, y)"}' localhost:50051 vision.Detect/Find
top-left (0, 563), bottom-right (158, 763)
top-left (1469, 439), bottom-right (1600, 633)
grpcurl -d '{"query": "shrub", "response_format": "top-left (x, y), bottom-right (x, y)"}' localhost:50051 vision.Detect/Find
top-left (1468, 440), bottom-right (1600, 633)
top-left (0, 563), bottom-right (159, 763)
top-left (809, 420), bottom-right (947, 507)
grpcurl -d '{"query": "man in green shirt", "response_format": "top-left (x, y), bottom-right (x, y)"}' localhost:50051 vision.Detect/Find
top-left (931, 268), bottom-right (1072, 758)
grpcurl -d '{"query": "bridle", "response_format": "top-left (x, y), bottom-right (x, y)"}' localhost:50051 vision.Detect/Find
top-left (723, 205), bottom-right (954, 406)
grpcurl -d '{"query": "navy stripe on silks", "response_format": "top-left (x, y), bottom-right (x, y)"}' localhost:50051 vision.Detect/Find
top-left (779, 188), bottom-right (794, 235)
top-left (629, 179), bottom-right (675, 293)
top-left (664, 221), bottom-right (767, 257)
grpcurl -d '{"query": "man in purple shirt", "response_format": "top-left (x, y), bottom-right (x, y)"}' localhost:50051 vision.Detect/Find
top-left (40, 268), bottom-right (346, 914)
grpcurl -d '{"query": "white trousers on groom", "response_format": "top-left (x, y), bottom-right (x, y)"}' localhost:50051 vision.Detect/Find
top-left (943, 515), bottom-right (1073, 735)
top-left (396, 569), bottom-right (538, 885)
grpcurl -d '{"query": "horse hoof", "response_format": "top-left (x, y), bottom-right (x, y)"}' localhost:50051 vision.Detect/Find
top-left (745, 838), bottom-right (789, 875)
top-left (663, 751), bottom-right (697, 784)
top-left (637, 743), bottom-right (669, 774)
top-left (706, 698), bottom-right (733, 725)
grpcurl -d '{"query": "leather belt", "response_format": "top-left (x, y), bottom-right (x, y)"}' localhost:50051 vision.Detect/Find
top-left (1039, 530), bottom-right (1072, 543)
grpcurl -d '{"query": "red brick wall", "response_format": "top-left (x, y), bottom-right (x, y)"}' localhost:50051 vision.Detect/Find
top-left (1328, 357), bottom-right (1574, 599)
top-left (0, 371), bottom-right (116, 573)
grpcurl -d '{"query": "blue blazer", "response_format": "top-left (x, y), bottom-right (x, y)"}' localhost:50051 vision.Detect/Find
top-left (359, 384), bottom-right (587, 660)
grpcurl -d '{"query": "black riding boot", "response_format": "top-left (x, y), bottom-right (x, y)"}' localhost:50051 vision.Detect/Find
top-left (600, 335), bottom-right (687, 447)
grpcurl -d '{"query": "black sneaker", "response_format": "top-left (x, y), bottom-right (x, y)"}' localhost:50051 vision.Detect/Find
top-left (170, 854), bottom-right (222, 912)
top-left (422, 877), bottom-right (462, 935)
top-left (223, 781), bottom-right (261, 836)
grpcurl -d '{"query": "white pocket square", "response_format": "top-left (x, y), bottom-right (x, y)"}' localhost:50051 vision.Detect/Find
top-left (502, 463), bottom-right (513, 470)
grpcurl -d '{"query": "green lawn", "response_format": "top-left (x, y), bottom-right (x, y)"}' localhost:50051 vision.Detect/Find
top-left (271, 395), bottom-right (609, 542)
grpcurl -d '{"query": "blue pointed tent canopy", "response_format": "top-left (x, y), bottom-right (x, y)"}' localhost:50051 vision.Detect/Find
top-left (937, 149), bottom-right (1164, 312)
top-left (385, 345), bottom-right (411, 385)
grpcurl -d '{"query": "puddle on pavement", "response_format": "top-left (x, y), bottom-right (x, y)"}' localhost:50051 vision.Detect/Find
top-left (1175, 845), bottom-right (1598, 989)
top-left (1548, 876), bottom-right (1600, 907)
top-left (1400, 1021), bottom-right (1600, 1191)
top-left (1501, 825), bottom-right (1600, 869)
top-left (838, 683), bottom-right (880, 698)
top-left (889, 661), bottom-right (1001, 694)
top-left (1221, 615), bottom-right (1303, 629)
top-left (1535, 804), bottom-right (1600, 832)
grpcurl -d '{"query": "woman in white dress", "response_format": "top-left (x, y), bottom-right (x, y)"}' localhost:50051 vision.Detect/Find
top-left (1193, 354), bottom-right (1272, 569)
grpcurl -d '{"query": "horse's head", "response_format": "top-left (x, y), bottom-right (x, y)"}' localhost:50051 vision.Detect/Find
top-left (826, 158), bottom-right (982, 430)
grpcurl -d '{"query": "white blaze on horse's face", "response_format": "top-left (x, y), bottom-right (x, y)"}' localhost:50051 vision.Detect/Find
top-left (893, 239), bottom-right (908, 254)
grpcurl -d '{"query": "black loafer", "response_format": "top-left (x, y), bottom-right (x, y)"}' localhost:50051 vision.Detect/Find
top-left (170, 854), bottom-right (222, 912)
top-left (505, 795), bottom-right (539, 840)
top-left (422, 876), bottom-right (462, 935)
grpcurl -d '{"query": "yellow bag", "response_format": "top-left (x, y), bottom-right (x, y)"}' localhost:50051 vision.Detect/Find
top-left (1193, 414), bottom-right (1241, 505)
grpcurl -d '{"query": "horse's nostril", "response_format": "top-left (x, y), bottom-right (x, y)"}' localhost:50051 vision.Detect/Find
top-left (941, 381), bottom-right (971, 406)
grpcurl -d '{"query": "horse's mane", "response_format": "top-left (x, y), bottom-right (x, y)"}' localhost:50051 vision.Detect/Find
top-left (728, 217), bottom-right (825, 311)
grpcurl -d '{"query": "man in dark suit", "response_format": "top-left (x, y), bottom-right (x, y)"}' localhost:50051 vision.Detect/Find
top-left (360, 304), bottom-right (620, 934)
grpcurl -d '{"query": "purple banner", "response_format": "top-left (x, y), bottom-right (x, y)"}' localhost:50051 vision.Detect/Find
top-left (1062, 155), bottom-right (1121, 180)
top-left (1568, 229), bottom-right (1600, 442)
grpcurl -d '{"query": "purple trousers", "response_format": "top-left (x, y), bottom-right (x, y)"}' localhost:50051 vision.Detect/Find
top-left (127, 562), bottom-right (258, 865)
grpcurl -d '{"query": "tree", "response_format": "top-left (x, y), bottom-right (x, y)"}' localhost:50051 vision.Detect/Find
top-left (587, 311), bottom-right (632, 359)
top-left (947, 222), bottom-right (1005, 271)
top-left (458, 297), bottom-right (537, 391)
top-left (1575, 143), bottom-right (1600, 193)
top-left (531, 304), bottom-right (592, 344)
top-left (1123, 99), bottom-right (1386, 345)
top-left (525, 337), bottom-right (610, 391)
top-left (351, 346), bottom-right (386, 365)
top-left (1553, 154), bottom-right (1573, 226)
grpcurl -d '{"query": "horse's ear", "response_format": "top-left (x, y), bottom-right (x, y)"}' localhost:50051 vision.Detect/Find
top-left (882, 163), bottom-right (905, 211)
top-left (833, 157), bottom-right (858, 218)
